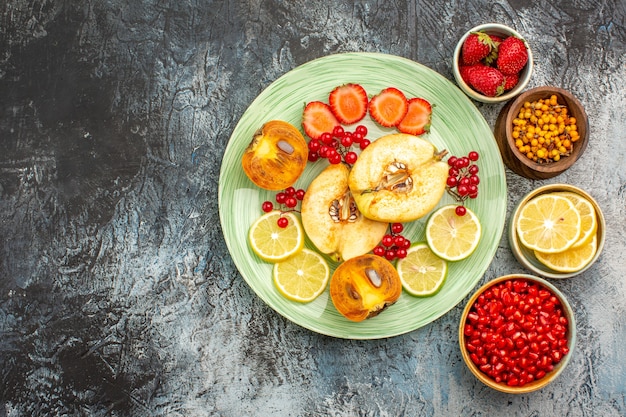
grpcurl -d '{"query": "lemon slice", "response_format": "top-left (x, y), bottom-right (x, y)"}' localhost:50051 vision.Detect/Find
top-left (396, 243), bottom-right (448, 296)
top-left (425, 205), bottom-right (482, 261)
top-left (273, 248), bottom-right (330, 302)
top-left (554, 191), bottom-right (597, 248)
top-left (516, 194), bottom-right (581, 253)
top-left (534, 234), bottom-right (598, 273)
top-left (248, 211), bottom-right (304, 262)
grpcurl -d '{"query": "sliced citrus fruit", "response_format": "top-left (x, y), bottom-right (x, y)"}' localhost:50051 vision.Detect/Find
top-left (425, 205), bottom-right (482, 261)
top-left (396, 243), bottom-right (448, 296)
top-left (273, 248), bottom-right (330, 302)
top-left (248, 211), bottom-right (304, 262)
top-left (516, 194), bottom-right (581, 253)
top-left (534, 234), bottom-right (597, 273)
top-left (554, 191), bottom-right (597, 248)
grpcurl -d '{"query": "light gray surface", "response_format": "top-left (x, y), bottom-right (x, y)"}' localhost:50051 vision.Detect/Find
top-left (1, 1), bottom-right (624, 416)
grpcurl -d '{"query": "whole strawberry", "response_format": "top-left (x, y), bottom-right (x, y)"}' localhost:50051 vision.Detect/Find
top-left (497, 36), bottom-right (528, 75)
top-left (468, 65), bottom-right (506, 97)
top-left (503, 73), bottom-right (520, 91)
top-left (458, 64), bottom-right (481, 85)
top-left (461, 32), bottom-right (496, 65)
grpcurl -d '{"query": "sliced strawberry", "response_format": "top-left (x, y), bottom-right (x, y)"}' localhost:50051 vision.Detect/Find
top-left (302, 101), bottom-right (341, 140)
top-left (328, 83), bottom-right (368, 124)
top-left (368, 87), bottom-right (409, 127)
top-left (397, 97), bottom-right (432, 136)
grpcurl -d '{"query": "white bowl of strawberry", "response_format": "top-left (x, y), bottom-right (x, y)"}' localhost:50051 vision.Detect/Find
top-left (453, 23), bottom-right (533, 103)
top-left (459, 274), bottom-right (575, 393)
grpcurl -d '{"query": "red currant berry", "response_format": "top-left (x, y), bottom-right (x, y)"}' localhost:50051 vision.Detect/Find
top-left (275, 192), bottom-right (287, 204)
top-left (355, 125), bottom-right (368, 136)
top-left (295, 189), bottom-right (306, 200)
top-left (455, 205), bottom-right (467, 216)
top-left (468, 164), bottom-right (479, 175)
top-left (285, 187), bottom-right (296, 196)
top-left (352, 132), bottom-right (363, 143)
top-left (459, 177), bottom-right (471, 186)
top-left (469, 175), bottom-right (480, 185)
top-left (359, 139), bottom-right (371, 150)
top-left (457, 184), bottom-right (469, 196)
top-left (344, 151), bottom-right (358, 165)
top-left (468, 151), bottom-right (479, 161)
top-left (261, 201), bottom-right (273, 212)
top-left (448, 156), bottom-right (458, 167)
top-left (396, 248), bottom-right (408, 259)
top-left (329, 153), bottom-right (342, 164)
top-left (308, 152), bottom-right (319, 162)
top-left (455, 157), bottom-right (469, 169)
top-left (393, 235), bottom-right (406, 247)
top-left (468, 184), bottom-right (478, 195)
top-left (341, 135), bottom-right (353, 147)
top-left (384, 249), bottom-right (396, 261)
top-left (321, 132), bottom-right (333, 145)
top-left (319, 146), bottom-right (329, 158)
top-left (373, 246), bottom-right (385, 256)
top-left (469, 192), bottom-right (479, 199)
top-left (285, 197), bottom-right (298, 208)
top-left (382, 234), bottom-right (394, 247)
top-left (449, 167), bottom-right (459, 177)
top-left (391, 223), bottom-right (404, 234)
top-left (447, 176), bottom-right (458, 187)
top-left (277, 217), bottom-right (289, 228)
top-left (308, 139), bottom-right (321, 152)
top-left (332, 125), bottom-right (345, 138)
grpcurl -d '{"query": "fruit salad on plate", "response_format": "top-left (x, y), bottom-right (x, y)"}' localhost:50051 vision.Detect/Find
top-left (240, 83), bottom-right (483, 322)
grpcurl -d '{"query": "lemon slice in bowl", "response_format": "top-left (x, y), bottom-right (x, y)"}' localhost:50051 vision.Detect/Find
top-left (396, 243), bottom-right (448, 296)
top-left (426, 205), bottom-right (482, 261)
top-left (534, 234), bottom-right (598, 273)
top-left (248, 211), bottom-right (304, 262)
top-left (516, 194), bottom-right (581, 253)
top-left (273, 248), bottom-right (330, 302)
top-left (554, 191), bottom-right (597, 249)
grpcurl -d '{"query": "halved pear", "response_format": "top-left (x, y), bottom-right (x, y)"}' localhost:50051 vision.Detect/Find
top-left (348, 133), bottom-right (448, 223)
top-left (301, 163), bottom-right (388, 262)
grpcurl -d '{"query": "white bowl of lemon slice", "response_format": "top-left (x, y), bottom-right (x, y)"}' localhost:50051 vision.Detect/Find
top-left (509, 184), bottom-right (605, 279)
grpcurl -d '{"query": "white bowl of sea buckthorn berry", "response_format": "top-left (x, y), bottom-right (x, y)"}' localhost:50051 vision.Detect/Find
top-left (459, 274), bottom-right (576, 393)
top-left (453, 23), bottom-right (533, 103)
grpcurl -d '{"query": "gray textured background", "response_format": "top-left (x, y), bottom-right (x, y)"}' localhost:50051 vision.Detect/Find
top-left (1, 1), bottom-right (625, 416)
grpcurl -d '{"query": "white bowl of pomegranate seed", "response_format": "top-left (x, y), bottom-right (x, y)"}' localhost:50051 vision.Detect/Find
top-left (453, 23), bottom-right (533, 103)
top-left (459, 274), bottom-right (576, 393)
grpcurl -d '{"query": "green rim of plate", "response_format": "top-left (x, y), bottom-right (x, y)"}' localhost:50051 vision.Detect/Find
top-left (218, 52), bottom-right (507, 339)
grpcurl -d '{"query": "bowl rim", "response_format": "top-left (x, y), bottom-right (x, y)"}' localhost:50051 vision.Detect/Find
top-left (458, 273), bottom-right (577, 394)
top-left (503, 86), bottom-right (589, 173)
top-left (509, 184), bottom-right (605, 279)
top-left (452, 23), bottom-right (533, 103)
